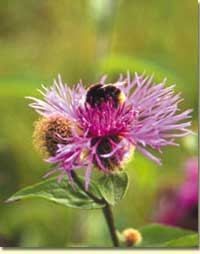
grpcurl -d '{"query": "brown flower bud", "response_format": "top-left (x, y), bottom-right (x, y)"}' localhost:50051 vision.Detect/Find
top-left (33, 115), bottom-right (71, 158)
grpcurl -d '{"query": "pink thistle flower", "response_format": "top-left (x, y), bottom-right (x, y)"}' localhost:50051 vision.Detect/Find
top-left (155, 158), bottom-right (198, 230)
top-left (27, 72), bottom-right (193, 189)
top-left (178, 158), bottom-right (198, 211)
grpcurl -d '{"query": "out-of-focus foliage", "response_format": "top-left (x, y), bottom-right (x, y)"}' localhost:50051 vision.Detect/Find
top-left (138, 224), bottom-right (197, 247)
top-left (0, 0), bottom-right (197, 247)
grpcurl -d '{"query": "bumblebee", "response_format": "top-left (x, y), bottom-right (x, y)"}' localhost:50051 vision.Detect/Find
top-left (86, 83), bottom-right (125, 108)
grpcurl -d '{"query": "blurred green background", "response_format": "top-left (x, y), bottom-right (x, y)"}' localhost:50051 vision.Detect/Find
top-left (0, 0), bottom-right (197, 247)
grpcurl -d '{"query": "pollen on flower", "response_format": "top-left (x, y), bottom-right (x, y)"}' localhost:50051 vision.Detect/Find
top-left (33, 115), bottom-right (71, 158)
top-left (122, 228), bottom-right (142, 246)
top-left (122, 145), bottom-right (135, 164)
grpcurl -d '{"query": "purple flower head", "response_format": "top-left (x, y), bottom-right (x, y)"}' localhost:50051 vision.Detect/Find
top-left (27, 72), bottom-right (192, 189)
top-left (155, 158), bottom-right (198, 230)
top-left (178, 158), bottom-right (198, 210)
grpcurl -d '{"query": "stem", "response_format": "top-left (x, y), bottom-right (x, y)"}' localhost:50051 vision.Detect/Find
top-left (102, 204), bottom-right (119, 247)
top-left (71, 171), bottom-right (119, 247)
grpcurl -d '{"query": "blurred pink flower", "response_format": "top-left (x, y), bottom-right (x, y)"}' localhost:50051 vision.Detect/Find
top-left (155, 158), bottom-right (198, 230)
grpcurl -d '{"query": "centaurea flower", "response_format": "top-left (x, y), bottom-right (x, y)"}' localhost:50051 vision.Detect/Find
top-left (27, 72), bottom-right (192, 189)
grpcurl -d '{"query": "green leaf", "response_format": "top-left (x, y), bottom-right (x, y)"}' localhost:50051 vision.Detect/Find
top-left (6, 176), bottom-right (105, 210)
top-left (139, 223), bottom-right (197, 247)
top-left (161, 234), bottom-right (198, 247)
top-left (97, 171), bottom-right (129, 206)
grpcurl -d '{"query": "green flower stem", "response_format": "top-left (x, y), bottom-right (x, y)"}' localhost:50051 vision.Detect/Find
top-left (102, 203), bottom-right (119, 247)
top-left (71, 171), bottom-right (104, 204)
top-left (71, 171), bottom-right (119, 247)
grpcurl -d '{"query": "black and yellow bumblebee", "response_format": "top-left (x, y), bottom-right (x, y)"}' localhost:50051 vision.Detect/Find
top-left (86, 83), bottom-right (126, 108)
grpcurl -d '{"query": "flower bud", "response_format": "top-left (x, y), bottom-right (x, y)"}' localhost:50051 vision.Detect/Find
top-left (33, 115), bottom-right (71, 158)
top-left (122, 228), bottom-right (142, 246)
